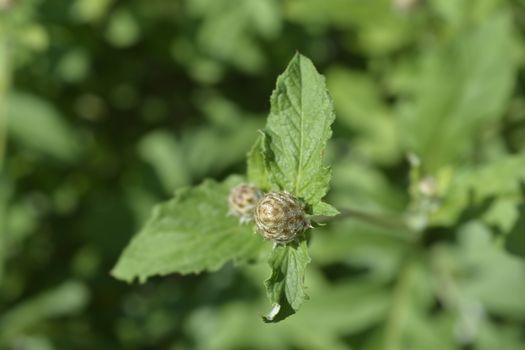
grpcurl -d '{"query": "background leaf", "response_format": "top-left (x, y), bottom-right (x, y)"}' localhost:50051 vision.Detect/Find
top-left (431, 153), bottom-right (525, 228)
top-left (7, 92), bottom-right (81, 161)
top-left (397, 10), bottom-right (515, 171)
top-left (138, 130), bottom-right (192, 192)
top-left (327, 66), bottom-right (400, 165)
top-left (504, 184), bottom-right (525, 259)
top-left (0, 281), bottom-right (89, 342)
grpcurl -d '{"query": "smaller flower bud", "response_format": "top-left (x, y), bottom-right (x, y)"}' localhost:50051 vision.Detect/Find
top-left (418, 176), bottom-right (438, 197)
top-left (254, 191), bottom-right (310, 244)
top-left (228, 183), bottom-right (263, 224)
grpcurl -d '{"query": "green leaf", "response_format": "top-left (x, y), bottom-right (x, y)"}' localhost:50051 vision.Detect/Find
top-left (285, 0), bottom-right (414, 55)
top-left (263, 239), bottom-right (311, 322)
top-left (431, 153), bottom-right (525, 227)
top-left (246, 131), bottom-right (271, 191)
top-left (264, 53), bottom-right (336, 214)
top-left (0, 177), bottom-right (12, 284)
top-left (444, 222), bottom-right (525, 318)
top-left (327, 67), bottom-right (401, 164)
top-left (138, 130), bottom-right (191, 192)
top-left (7, 92), bottom-right (81, 161)
top-left (397, 11), bottom-right (515, 170)
top-left (187, 0), bottom-right (281, 74)
top-left (105, 9), bottom-right (140, 48)
top-left (505, 183), bottom-right (525, 259)
top-left (71, 0), bottom-right (113, 23)
top-left (111, 176), bottom-right (265, 283)
top-left (182, 118), bottom-right (263, 179)
top-left (0, 281), bottom-right (88, 341)
top-left (311, 201), bottom-right (340, 217)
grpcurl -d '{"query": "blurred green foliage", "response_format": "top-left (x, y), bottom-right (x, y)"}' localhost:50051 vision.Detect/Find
top-left (1, 0), bottom-right (525, 349)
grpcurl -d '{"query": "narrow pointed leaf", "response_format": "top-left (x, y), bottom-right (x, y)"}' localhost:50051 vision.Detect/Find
top-left (264, 53), bottom-right (336, 214)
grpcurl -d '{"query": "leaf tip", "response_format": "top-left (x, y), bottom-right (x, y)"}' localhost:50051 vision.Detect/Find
top-left (262, 303), bottom-right (281, 322)
top-left (109, 266), bottom-right (133, 283)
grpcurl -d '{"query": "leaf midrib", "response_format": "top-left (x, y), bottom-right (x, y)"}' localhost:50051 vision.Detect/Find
top-left (294, 57), bottom-right (304, 195)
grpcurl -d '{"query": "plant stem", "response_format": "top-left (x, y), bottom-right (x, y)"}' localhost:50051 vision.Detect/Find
top-left (314, 207), bottom-right (413, 233)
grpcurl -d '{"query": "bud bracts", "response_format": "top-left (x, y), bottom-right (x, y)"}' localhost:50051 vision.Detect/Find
top-left (254, 191), bottom-right (310, 243)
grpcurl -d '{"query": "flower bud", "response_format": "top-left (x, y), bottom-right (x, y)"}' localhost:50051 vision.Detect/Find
top-left (254, 191), bottom-right (310, 244)
top-left (228, 183), bottom-right (263, 224)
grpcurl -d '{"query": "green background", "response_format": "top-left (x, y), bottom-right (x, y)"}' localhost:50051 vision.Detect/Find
top-left (1, 0), bottom-right (525, 349)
